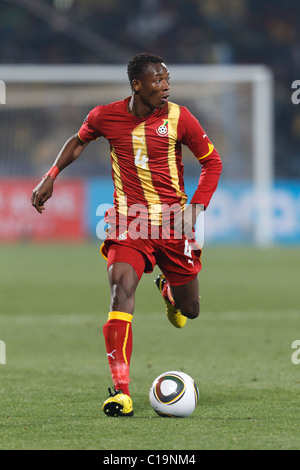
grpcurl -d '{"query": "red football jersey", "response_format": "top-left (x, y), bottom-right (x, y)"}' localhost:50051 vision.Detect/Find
top-left (78, 97), bottom-right (222, 221)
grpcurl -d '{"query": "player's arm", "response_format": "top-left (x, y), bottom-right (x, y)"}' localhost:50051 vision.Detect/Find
top-left (175, 107), bottom-right (222, 237)
top-left (31, 134), bottom-right (88, 214)
top-left (178, 149), bottom-right (222, 238)
top-left (179, 107), bottom-right (222, 211)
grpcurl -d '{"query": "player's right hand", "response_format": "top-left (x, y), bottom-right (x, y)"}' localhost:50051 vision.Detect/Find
top-left (31, 176), bottom-right (54, 214)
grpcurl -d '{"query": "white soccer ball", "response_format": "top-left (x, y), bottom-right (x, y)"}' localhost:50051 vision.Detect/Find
top-left (149, 371), bottom-right (199, 418)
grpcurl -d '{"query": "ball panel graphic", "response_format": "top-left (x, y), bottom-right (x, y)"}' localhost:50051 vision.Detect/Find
top-left (154, 374), bottom-right (185, 404)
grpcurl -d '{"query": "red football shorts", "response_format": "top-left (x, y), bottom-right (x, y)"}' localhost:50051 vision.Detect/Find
top-left (100, 228), bottom-right (202, 287)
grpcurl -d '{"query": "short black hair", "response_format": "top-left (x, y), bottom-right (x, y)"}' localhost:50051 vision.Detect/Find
top-left (127, 52), bottom-right (164, 87)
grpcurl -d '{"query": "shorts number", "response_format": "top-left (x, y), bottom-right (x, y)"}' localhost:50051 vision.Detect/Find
top-left (184, 239), bottom-right (192, 258)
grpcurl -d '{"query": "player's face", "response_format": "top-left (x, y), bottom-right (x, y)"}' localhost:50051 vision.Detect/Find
top-left (135, 62), bottom-right (170, 111)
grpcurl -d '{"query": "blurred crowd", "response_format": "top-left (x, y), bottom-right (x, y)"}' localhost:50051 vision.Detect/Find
top-left (0, 0), bottom-right (299, 178)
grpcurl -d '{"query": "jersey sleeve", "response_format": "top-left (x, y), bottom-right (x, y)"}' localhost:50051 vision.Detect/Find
top-left (178, 107), bottom-right (222, 209)
top-left (77, 106), bottom-right (104, 143)
top-left (178, 106), bottom-right (214, 160)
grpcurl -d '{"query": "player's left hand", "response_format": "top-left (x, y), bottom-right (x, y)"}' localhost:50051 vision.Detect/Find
top-left (173, 203), bottom-right (204, 239)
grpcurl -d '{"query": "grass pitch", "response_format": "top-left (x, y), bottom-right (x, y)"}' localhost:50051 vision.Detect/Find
top-left (0, 243), bottom-right (300, 450)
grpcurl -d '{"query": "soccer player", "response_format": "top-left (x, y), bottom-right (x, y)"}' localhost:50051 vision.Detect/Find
top-left (31, 53), bottom-right (222, 417)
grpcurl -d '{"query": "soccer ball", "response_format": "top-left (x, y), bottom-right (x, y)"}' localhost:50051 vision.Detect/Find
top-left (149, 371), bottom-right (199, 418)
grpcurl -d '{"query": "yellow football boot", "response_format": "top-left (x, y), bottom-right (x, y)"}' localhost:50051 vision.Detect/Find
top-left (155, 274), bottom-right (187, 329)
top-left (102, 387), bottom-right (134, 417)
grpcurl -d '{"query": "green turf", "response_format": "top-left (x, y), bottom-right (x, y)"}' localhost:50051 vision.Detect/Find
top-left (0, 243), bottom-right (300, 450)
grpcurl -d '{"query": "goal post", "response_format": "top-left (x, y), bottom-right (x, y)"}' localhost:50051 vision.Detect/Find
top-left (0, 64), bottom-right (274, 246)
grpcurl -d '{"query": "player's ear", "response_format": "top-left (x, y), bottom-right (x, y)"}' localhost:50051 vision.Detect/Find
top-left (132, 79), bottom-right (140, 94)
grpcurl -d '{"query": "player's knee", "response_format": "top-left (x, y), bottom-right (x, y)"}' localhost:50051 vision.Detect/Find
top-left (181, 298), bottom-right (200, 320)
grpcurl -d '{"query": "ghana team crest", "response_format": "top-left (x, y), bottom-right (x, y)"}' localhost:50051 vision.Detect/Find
top-left (156, 119), bottom-right (169, 137)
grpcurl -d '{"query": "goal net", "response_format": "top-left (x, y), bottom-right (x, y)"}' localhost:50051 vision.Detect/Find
top-left (0, 64), bottom-right (274, 246)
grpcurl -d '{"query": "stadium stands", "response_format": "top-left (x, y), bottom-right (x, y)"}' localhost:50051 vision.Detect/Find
top-left (0, 0), bottom-right (299, 177)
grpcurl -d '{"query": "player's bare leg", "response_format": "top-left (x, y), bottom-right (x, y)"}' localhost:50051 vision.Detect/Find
top-left (108, 262), bottom-right (139, 315)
